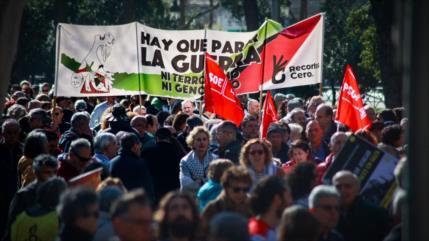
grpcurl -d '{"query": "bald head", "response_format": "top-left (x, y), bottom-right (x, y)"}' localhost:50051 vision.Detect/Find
top-left (131, 115), bottom-right (147, 136)
top-left (306, 120), bottom-right (323, 144)
top-left (332, 171), bottom-right (360, 207)
top-left (329, 132), bottom-right (347, 155)
top-left (316, 104), bottom-right (334, 129)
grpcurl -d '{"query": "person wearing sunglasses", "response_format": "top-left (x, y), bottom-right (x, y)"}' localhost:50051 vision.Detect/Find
top-left (57, 187), bottom-right (99, 241)
top-left (57, 138), bottom-right (93, 181)
top-left (308, 185), bottom-right (343, 241)
top-left (202, 166), bottom-right (253, 232)
top-left (239, 139), bottom-right (284, 186)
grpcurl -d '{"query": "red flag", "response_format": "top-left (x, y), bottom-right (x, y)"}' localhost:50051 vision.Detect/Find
top-left (336, 65), bottom-right (372, 132)
top-left (205, 54), bottom-right (244, 126)
top-left (260, 91), bottom-right (278, 138)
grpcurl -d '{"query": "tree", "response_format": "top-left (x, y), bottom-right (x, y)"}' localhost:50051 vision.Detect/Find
top-left (10, 0), bottom-right (172, 84)
top-left (370, 0), bottom-right (402, 107)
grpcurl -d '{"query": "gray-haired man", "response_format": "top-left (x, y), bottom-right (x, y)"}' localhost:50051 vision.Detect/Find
top-left (309, 185), bottom-right (343, 241)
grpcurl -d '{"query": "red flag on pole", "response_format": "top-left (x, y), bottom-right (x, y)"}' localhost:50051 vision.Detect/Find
top-left (260, 91), bottom-right (278, 138)
top-left (335, 65), bottom-right (372, 132)
top-left (205, 54), bottom-right (245, 126)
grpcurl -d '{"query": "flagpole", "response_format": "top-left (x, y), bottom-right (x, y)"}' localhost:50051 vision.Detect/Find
top-left (259, 18), bottom-right (269, 140)
top-left (319, 13), bottom-right (325, 96)
top-left (53, 24), bottom-right (62, 109)
top-left (134, 22), bottom-right (143, 109)
top-left (200, 27), bottom-right (208, 118)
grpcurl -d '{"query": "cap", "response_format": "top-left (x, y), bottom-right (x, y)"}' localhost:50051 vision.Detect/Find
top-left (267, 123), bottom-right (286, 136)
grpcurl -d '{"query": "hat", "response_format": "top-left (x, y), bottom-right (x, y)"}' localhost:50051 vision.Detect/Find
top-left (267, 123), bottom-right (286, 136)
top-left (108, 103), bottom-right (128, 122)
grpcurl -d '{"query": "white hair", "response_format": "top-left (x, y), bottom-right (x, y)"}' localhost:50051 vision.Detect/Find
top-left (94, 132), bottom-right (116, 153)
top-left (308, 185), bottom-right (340, 208)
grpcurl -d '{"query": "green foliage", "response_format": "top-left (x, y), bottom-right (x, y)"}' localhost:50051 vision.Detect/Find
top-left (321, 0), bottom-right (381, 94)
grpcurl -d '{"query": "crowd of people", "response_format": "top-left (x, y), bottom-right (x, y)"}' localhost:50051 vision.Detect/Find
top-left (0, 80), bottom-right (407, 241)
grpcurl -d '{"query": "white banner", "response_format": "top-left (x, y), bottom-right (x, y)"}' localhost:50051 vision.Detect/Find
top-left (56, 22), bottom-right (256, 98)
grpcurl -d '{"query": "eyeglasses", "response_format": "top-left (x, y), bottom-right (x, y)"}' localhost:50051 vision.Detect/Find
top-left (53, 112), bottom-right (61, 116)
top-left (82, 210), bottom-right (99, 219)
top-left (72, 151), bottom-right (92, 163)
top-left (249, 150), bottom-right (264, 156)
top-left (231, 186), bottom-right (250, 193)
top-left (317, 204), bottom-right (340, 212)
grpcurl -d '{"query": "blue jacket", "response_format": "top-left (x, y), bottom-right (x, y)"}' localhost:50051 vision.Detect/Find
top-left (197, 179), bottom-right (222, 212)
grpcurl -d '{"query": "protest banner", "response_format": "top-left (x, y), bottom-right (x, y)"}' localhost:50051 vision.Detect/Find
top-left (55, 22), bottom-right (258, 98)
top-left (227, 13), bottom-right (324, 94)
top-left (68, 167), bottom-right (103, 190)
top-left (322, 135), bottom-right (399, 208)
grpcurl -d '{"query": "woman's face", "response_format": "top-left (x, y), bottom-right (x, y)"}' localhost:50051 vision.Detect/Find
top-left (248, 143), bottom-right (266, 171)
top-left (292, 147), bottom-right (309, 163)
top-left (192, 132), bottom-right (209, 153)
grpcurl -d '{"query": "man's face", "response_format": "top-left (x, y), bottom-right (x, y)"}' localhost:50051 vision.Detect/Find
top-left (76, 120), bottom-right (91, 136)
top-left (75, 203), bottom-right (99, 235)
top-left (166, 197), bottom-right (196, 238)
top-left (242, 120), bottom-right (258, 139)
top-left (316, 108), bottom-right (331, 129)
top-left (249, 101), bottom-right (260, 116)
top-left (37, 165), bottom-right (57, 182)
top-left (306, 122), bottom-right (323, 144)
top-left (105, 140), bottom-right (119, 159)
top-left (225, 181), bottom-right (250, 205)
top-left (182, 102), bottom-right (194, 115)
top-left (312, 196), bottom-right (340, 231)
top-left (42, 85), bottom-right (50, 94)
top-left (21, 84), bottom-right (31, 97)
top-left (267, 132), bottom-right (284, 149)
top-left (70, 147), bottom-right (92, 171)
top-left (131, 119), bottom-right (146, 136)
top-left (52, 108), bottom-right (64, 124)
top-left (113, 204), bottom-right (153, 241)
top-left (29, 116), bottom-right (44, 130)
top-left (215, 127), bottom-right (234, 148)
top-left (3, 124), bottom-right (20, 145)
top-left (147, 119), bottom-right (159, 134)
top-left (333, 175), bottom-right (360, 207)
top-left (365, 107), bottom-right (376, 122)
top-left (292, 112), bottom-right (306, 128)
top-left (330, 134), bottom-right (347, 155)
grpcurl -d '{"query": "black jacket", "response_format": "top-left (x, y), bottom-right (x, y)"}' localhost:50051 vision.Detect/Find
top-left (337, 197), bottom-right (392, 241)
top-left (215, 140), bottom-right (242, 165)
top-left (109, 150), bottom-right (154, 199)
top-left (142, 141), bottom-right (182, 203)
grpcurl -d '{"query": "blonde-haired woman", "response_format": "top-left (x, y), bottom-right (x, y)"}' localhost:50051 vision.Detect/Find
top-left (239, 138), bottom-right (284, 185)
top-left (180, 126), bottom-right (217, 194)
